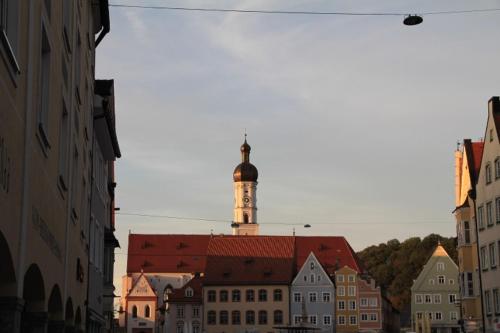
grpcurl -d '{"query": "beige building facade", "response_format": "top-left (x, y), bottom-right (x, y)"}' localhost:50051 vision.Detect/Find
top-left (0, 1), bottom-right (114, 332)
top-left (203, 285), bottom-right (290, 333)
top-left (475, 97), bottom-right (500, 333)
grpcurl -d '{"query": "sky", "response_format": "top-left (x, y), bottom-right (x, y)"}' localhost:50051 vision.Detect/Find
top-left (95, 0), bottom-right (500, 295)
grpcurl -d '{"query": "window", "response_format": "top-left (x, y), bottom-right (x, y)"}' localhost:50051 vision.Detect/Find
top-left (310, 274), bottom-right (315, 283)
top-left (415, 294), bottom-right (423, 304)
top-left (370, 313), bottom-right (377, 321)
top-left (323, 315), bottom-right (332, 325)
top-left (309, 292), bottom-right (317, 303)
top-left (496, 198), bottom-right (500, 223)
top-left (435, 312), bottom-right (442, 320)
top-left (361, 313), bottom-right (368, 321)
top-left (38, 24), bottom-right (51, 149)
top-left (207, 290), bottom-right (216, 302)
top-left (274, 289), bottom-right (282, 301)
top-left (485, 290), bottom-right (492, 314)
top-left (58, 101), bottom-right (70, 188)
top-left (232, 289), bottom-right (241, 302)
top-left (437, 262), bottom-right (445, 271)
top-left (449, 294), bottom-right (456, 304)
top-left (338, 300), bottom-right (345, 310)
top-left (338, 286), bottom-right (345, 296)
top-left (232, 310), bottom-right (241, 325)
top-left (348, 275), bottom-right (355, 282)
top-left (489, 243), bottom-right (497, 268)
top-left (258, 289), bottom-right (267, 302)
top-left (294, 292), bottom-right (301, 303)
top-left (338, 315), bottom-right (346, 325)
top-left (144, 305), bottom-right (150, 318)
top-left (416, 312), bottom-right (423, 319)
top-left (185, 288), bottom-right (193, 297)
top-left (348, 300), bottom-right (356, 310)
top-left (361, 298), bottom-right (368, 306)
top-left (0, 0), bottom-right (20, 73)
top-left (176, 322), bottom-right (184, 333)
top-left (192, 307), bottom-right (200, 318)
top-left (433, 294), bottom-right (441, 304)
top-left (294, 315), bottom-right (302, 325)
top-left (337, 274), bottom-right (344, 282)
top-left (246, 310), bottom-right (255, 325)
top-left (132, 305), bottom-right (137, 318)
top-left (496, 158), bottom-right (500, 179)
top-left (438, 276), bottom-right (445, 284)
top-left (449, 278), bottom-right (454, 285)
top-left (258, 310), bottom-right (267, 325)
top-left (163, 285), bottom-right (173, 302)
top-left (429, 279), bottom-right (435, 285)
top-left (192, 322), bottom-right (200, 333)
top-left (464, 221), bottom-right (471, 244)
top-left (478, 206), bottom-right (485, 230)
top-left (317, 275), bottom-right (321, 282)
top-left (450, 312), bottom-right (458, 320)
top-left (246, 289), bottom-right (255, 302)
top-left (493, 289), bottom-right (500, 314)
top-left (303, 275), bottom-right (307, 282)
top-left (176, 306), bottom-right (184, 319)
top-left (220, 290), bottom-right (228, 302)
top-left (427, 312), bottom-right (433, 320)
top-left (349, 315), bottom-right (357, 325)
top-left (207, 311), bottom-right (216, 325)
top-left (486, 163), bottom-right (492, 184)
top-left (309, 315), bottom-right (317, 325)
top-left (348, 286), bottom-right (356, 296)
top-left (322, 292), bottom-right (331, 303)
top-left (481, 246), bottom-right (488, 270)
top-left (487, 201), bottom-right (494, 226)
top-left (369, 298), bottom-right (378, 307)
top-left (310, 261), bottom-right (315, 270)
top-left (274, 310), bottom-right (283, 325)
top-left (219, 311), bottom-right (228, 325)
top-left (425, 294), bottom-right (432, 304)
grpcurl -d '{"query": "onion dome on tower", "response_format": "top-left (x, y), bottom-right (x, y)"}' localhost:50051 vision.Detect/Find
top-left (233, 136), bottom-right (258, 182)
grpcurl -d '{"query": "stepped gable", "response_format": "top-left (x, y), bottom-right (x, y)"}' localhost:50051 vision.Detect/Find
top-left (169, 276), bottom-right (203, 304)
top-left (294, 236), bottom-right (364, 275)
top-left (126, 234), bottom-right (211, 273)
top-left (204, 236), bottom-right (295, 285)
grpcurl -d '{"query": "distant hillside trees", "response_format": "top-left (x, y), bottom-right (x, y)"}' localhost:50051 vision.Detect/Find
top-left (357, 234), bottom-right (457, 311)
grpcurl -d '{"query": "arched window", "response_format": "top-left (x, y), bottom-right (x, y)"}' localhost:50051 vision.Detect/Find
top-left (185, 287), bottom-right (193, 297)
top-left (220, 290), bottom-right (228, 302)
top-left (144, 305), bottom-right (150, 318)
top-left (163, 284), bottom-right (173, 302)
top-left (132, 305), bottom-right (137, 318)
top-left (243, 213), bottom-right (249, 224)
top-left (258, 310), bottom-right (268, 325)
top-left (176, 321), bottom-right (184, 333)
top-left (220, 310), bottom-right (229, 325)
top-left (192, 321), bottom-right (200, 333)
top-left (246, 289), bottom-right (255, 302)
top-left (207, 290), bottom-right (216, 302)
top-left (274, 310), bottom-right (283, 324)
top-left (258, 289), bottom-right (267, 302)
top-left (232, 289), bottom-right (241, 302)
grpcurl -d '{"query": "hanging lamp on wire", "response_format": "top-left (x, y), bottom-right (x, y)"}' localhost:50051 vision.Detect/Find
top-left (403, 14), bottom-right (423, 25)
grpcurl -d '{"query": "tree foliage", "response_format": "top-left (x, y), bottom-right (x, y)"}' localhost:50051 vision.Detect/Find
top-left (357, 234), bottom-right (457, 311)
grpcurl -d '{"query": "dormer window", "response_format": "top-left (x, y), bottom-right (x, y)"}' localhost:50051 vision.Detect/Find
top-left (185, 287), bottom-right (194, 297)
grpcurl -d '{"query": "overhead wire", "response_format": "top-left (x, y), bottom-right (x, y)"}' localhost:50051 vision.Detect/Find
top-left (108, 3), bottom-right (500, 16)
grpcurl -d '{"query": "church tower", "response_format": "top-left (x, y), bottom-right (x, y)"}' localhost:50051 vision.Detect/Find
top-left (232, 135), bottom-right (259, 236)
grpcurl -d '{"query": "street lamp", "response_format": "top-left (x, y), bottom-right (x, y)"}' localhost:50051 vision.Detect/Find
top-left (403, 15), bottom-right (423, 26)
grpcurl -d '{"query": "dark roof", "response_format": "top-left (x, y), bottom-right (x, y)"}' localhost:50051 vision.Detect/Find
top-left (233, 162), bottom-right (258, 182)
top-left (169, 276), bottom-right (203, 303)
top-left (463, 139), bottom-right (484, 187)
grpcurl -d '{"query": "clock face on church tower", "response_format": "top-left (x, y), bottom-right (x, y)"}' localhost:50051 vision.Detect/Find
top-left (243, 197), bottom-right (250, 206)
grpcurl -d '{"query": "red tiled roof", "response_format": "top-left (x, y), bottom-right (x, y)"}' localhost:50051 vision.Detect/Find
top-left (127, 234), bottom-right (211, 273)
top-left (207, 235), bottom-right (295, 258)
top-left (204, 255), bottom-right (294, 285)
top-left (169, 276), bottom-right (203, 303)
top-left (126, 234), bottom-right (363, 279)
top-left (295, 236), bottom-right (364, 274)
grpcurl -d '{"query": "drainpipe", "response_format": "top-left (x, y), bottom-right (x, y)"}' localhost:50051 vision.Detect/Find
top-left (469, 189), bottom-right (486, 333)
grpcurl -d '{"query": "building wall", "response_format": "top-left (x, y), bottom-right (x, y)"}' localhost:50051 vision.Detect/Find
top-left (476, 98), bottom-right (500, 333)
top-left (335, 267), bottom-right (359, 333)
top-left (166, 303), bottom-right (203, 333)
top-left (0, 1), bottom-right (110, 332)
top-left (203, 285), bottom-right (290, 333)
top-left (358, 277), bottom-right (382, 332)
top-left (126, 298), bottom-right (157, 333)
